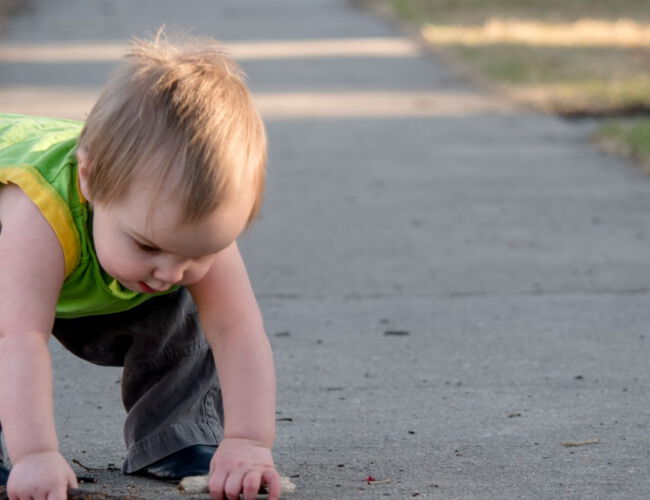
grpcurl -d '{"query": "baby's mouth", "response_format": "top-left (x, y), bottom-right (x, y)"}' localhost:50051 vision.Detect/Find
top-left (138, 281), bottom-right (160, 293)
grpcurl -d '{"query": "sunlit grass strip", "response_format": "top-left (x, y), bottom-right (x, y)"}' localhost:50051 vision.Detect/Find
top-left (509, 78), bottom-right (650, 115)
top-left (422, 18), bottom-right (650, 47)
top-left (436, 43), bottom-right (650, 115)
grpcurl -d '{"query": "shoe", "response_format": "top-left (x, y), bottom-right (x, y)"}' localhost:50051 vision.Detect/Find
top-left (0, 463), bottom-right (8, 486)
top-left (132, 445), bottom-right (216, 481)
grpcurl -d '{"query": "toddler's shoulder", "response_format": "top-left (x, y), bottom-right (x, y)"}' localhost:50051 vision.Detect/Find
top-left (0, 183), bottom-right (66, 330)
top-left (0, 183), bottom-right (64, 259)
top-left (0, 181), bottom-right (37, 217)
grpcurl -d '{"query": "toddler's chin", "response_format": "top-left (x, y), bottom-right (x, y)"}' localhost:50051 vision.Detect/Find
top-left (117, 279), bottom-right (141, 293)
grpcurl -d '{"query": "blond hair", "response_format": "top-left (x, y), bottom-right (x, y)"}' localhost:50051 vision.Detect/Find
top-left (78, 32), bottom-right (266, 225)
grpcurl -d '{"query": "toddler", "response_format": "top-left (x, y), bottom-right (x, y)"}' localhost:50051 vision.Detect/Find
top-left (0, 33), bottom-right (281, 500)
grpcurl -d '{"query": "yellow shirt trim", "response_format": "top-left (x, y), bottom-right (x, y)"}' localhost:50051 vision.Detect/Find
top-left (0, 165), bottom-right (80, 277)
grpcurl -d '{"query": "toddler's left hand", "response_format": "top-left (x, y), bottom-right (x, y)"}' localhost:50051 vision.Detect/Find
top-left (208, 437), bottom-right (281, 500)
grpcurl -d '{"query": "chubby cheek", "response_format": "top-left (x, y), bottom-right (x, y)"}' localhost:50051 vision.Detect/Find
top-left (94, 233), bottom-right (148, 282)
top-left (181, 259), bottom-right (215, 286)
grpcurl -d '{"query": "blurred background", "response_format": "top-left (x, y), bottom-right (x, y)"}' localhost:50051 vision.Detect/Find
top-left (371, 0), bottom-right (650, 171)
top-left (2, 0), bottom-right (648, 168)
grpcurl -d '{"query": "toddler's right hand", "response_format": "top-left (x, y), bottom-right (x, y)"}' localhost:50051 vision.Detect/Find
top-left (6, 450), bottom-right (78, 500)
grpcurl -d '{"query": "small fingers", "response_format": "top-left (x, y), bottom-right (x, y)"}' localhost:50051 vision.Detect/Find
top-left (10, 485), bottom-right (57, 500)
top-left (224, 471), bottom-right (245, 500)
top-left (262, 469), bottom-right (283, 500)
top-left (208, 470), bottom-right (228, 500)
top-left (241, 469), bottom-right (262, 500)
top-left (46, 485), bottom-right (68, 500)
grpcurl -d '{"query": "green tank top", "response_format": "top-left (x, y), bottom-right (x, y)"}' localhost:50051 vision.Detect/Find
top-left (0, 113), bottom-right (175, 318)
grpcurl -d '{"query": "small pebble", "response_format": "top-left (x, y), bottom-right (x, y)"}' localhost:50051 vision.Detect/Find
top-left (384, 330), bottom-right (410, 336)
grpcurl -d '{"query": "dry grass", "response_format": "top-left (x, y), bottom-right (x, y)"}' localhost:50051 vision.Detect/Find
top-left (371, 0), bottom-right (650, 168)
top-left (421, 19), bottom-right (650, 47)
top-left (442, 43), bottom-right (650, 116)
top-left (377, 0), bottom-right (650, 115)
top-left (418, 17), bottom-right (650, 116)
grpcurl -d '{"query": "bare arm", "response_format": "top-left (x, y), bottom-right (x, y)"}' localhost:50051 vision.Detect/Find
top-left (189, 241), bottom-right (280, 500)
top-left (189, 241), bottom-right (276, 446)
top-left (0, 184), bottom-right (77, 498)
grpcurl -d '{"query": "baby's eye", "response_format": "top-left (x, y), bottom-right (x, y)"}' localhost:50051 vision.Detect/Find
top-left (137, 242), bottom-right (159, 253)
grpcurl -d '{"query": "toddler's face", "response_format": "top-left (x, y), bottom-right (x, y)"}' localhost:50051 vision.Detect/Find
top-left (84, 178), bottom-right (252, 294)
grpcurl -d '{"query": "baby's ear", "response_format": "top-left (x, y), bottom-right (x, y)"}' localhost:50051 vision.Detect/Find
top-left (76, 148), bottom-right (92, 202)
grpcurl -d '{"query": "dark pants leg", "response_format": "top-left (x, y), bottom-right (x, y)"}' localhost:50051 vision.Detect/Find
top-left (52, 288), bottom-right (224, 473)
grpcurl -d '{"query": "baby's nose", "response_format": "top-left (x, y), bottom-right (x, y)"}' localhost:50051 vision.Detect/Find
top-left (155, 262), bottom-right (187, 284)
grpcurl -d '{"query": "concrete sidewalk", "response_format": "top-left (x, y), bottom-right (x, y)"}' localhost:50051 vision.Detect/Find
top-left (1, 1), bottom-right (650, 499)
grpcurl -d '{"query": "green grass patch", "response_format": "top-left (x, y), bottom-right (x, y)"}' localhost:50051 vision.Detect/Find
top-left (447, 45), bottom-right (649, 86)
top-left (596, 119), bottom-right (650, 169)
top-left (381, 0), bottom-right (650, 24)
